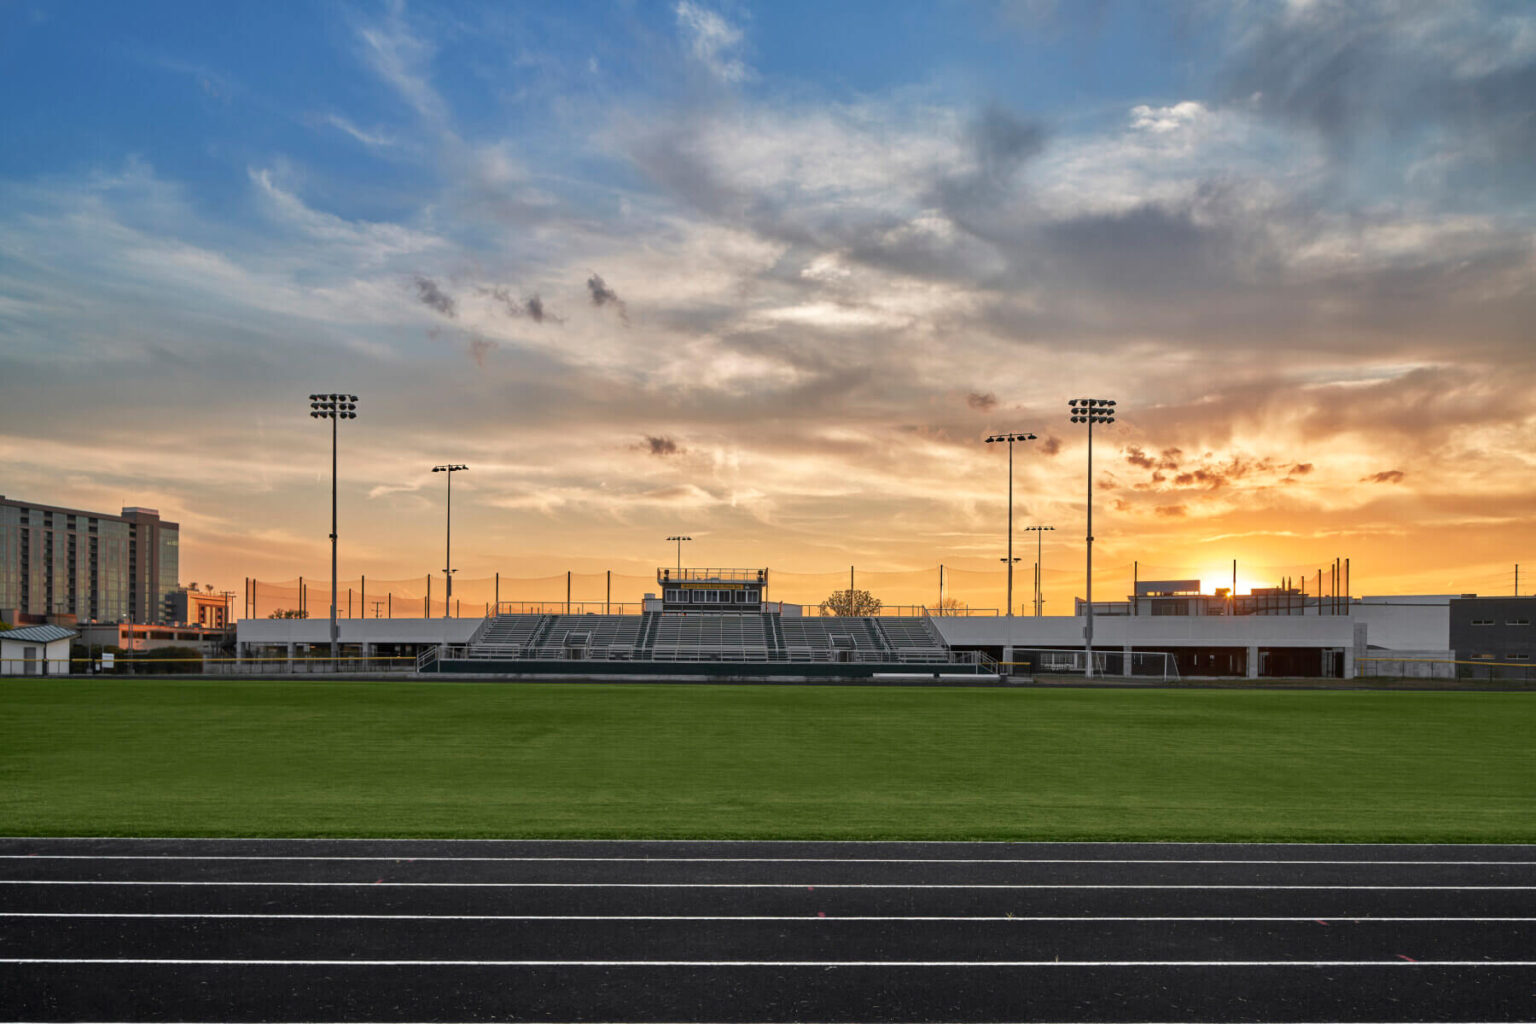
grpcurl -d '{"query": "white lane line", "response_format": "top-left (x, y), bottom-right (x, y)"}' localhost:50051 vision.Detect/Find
top-left (4, 881), bottom-right (1535, 889)
top-left (4, 855), bottom-right (1532, 865)
top-left (4, 913), bottom-right (1535, 922)
top-left (4, 958), bottom-right (1535, 967)
top-left (7, 836), bottom-right (1531, 847)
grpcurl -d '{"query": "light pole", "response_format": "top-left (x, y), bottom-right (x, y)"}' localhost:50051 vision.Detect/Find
top-left (984, 432), bottom-right (1037, 617)
top-left (432, 464), bottom-right (468, 618)
top-left (309, 393), bottom-right (358, 666)
top-left (1069, 398), bottom-right (1115, 678)
top-left (1023, 525), bottom-right (1054, 617)
top-left (666, 535), bottom-right (691, 574)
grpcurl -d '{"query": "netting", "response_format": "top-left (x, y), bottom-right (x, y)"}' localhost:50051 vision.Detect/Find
top-left (242, 557), bottom-right (1376, 620)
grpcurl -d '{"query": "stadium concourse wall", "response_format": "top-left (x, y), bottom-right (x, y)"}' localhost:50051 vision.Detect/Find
top-left (931, 614), bottom-right (1367, 679)
top-left (234, 612), bottom-right (1380, 680)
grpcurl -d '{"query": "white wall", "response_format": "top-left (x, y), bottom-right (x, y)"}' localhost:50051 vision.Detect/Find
top-left (0, 637), bottom-right (72, 675)
top-left (1353, 597), bottom-right (1451, 650)
top-left (237, 617), bottom-right (482, 647)
top-left (930, 615), bottom-right (1359, 649)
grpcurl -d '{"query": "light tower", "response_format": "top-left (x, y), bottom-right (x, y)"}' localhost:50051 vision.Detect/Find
top-left (1068, 398), bottom-right (1115, 678)
top-left (984, 432), bottom-right (1037, 617)
top-left (309, 393), bottom-right (358, 666)
top-left (432, 464), bottom-right (468, 617)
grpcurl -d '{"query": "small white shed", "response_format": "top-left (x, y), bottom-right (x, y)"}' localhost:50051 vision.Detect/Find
top-left (0, 624), bottom-right (77, 676)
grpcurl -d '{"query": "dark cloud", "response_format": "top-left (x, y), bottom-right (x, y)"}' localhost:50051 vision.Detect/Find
top-left (587, 272), bottom-right (629, 323)
top-left (1291, 463), bottom-right (1314, 475)
top-left (1039, 435), bottom-right (1061, 456)
top-left (525, 294), bottom-right (558, 324)
top-left (479, 285), bottom-right (522, 318)
top-left (1155, 504), bottom-right (1187, 517)
top-left (1124, 445), bottom-right (1183, 471)
top-left (413, 275), bottom-right (456, 318)
top-left (1362, 469), bottom-right (1405, 484)
top-left (476, 286), bottom-right (561, 325)
top-left (644, 435), bottom-right (681, 456)
top-left (967, 391), bottom-right (998, 410)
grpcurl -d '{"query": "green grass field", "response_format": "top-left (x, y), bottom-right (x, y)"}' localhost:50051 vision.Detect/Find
top-left (1, 678), bottom-right (1532, 842)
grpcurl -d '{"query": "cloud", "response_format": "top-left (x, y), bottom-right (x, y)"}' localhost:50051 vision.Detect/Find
top-left (586, 272), bottom-right (629, 322)
top-left (966, 391), bottom-right (998, 410)
top-left (525, 294), bottom-right (556, 324)
top-left (1039, 436), bottom-right (1061, 456)
top-left (468, 335), bottom-right (497, 368)
top-left (413, 275), bottom-right (456, 317)
top-left (674, 1), bottom-right (749, 83)
top-left (1155, 504), bottom-right (1188, 517)
top-left (643, 435), bottom-right (681, 456)
top-left (1124, 446), bottom-right (1183, 471)
top-left (1362, 469), bottom-right (1406, 484)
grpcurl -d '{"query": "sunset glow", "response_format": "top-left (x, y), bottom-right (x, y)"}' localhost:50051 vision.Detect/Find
top-left (2, 2), bottom-right (1532, 615)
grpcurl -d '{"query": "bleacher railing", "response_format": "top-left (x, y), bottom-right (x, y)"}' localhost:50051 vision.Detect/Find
top-left (428, 644), bottom-right (992, 670)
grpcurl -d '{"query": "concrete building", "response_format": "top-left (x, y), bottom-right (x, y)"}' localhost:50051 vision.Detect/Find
top-left (1450, 596), bottom-right (1536, 668)
top-left (0, 496), bottom-right (178, 625)
top-left (167, 588), bottom-right (232, 628)
top-left (0, 624), bottom-right (76, 675)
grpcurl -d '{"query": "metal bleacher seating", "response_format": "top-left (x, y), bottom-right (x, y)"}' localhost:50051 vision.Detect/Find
top-left (460, 612), bottom-right (955, 665)
top-left (523, 615), bottom-right (645, 659)
top-left (650, 613), bottom-right (771, 660)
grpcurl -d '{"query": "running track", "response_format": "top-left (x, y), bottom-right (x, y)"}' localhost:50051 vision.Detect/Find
top-left (2, 838), bottom-right (1533, 1021)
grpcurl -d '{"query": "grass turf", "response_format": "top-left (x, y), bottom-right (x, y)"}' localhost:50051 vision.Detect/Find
top-left (1, 678), bottom-right (1532, 842)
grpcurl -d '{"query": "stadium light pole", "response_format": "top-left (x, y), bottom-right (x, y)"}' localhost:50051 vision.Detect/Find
top-left (309, 393), bottom-right (358, 667)
top-left (1069, 398), bottom-right (1115, 678)
top-left (984, 432), bottom-right (1037, 617)
top-left (432, 464), bottom-right (468, 618)
top-left (667, 535), bottom-right (692, 574)
top-left (1023, 525), bottom-right (1054, 617)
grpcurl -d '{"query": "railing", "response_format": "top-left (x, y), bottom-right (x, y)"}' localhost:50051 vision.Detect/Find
top-left (427, 644), bottom-right (992, 670)
top-left (1357, 656), bottom-right (1536, 683)
top-left (494, 602), bottom-right (645, 616)
top-left (657, 568), bottom-right (767, 583)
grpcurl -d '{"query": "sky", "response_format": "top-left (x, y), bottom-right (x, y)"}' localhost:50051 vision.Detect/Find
top-left (1, 0), bottom-right (1534, 614)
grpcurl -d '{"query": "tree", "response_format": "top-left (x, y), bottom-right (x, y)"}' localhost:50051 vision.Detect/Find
top-left (267, 609), bottom-right (308, 619)
top-left (819, 588), bottom-right (882, 617)
top-left (931, 596), bottom-right (965, 616)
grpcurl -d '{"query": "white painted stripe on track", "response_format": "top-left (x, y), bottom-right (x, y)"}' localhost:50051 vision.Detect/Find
top-left (5, 958), bottom-right (1536, 966)
top-left (5, 880), bottom-right (1535, 889)
top-left (7, 835), bottom-right (1532, 847)
top-left (5, 913), bottom-right (1536, 922)
top-left (11, 855), bottom-right (1536, 865)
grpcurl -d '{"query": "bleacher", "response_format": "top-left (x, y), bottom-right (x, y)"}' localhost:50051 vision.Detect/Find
top-left (455, 611), bottom-right (965, 668)
top-left (650, 613), bottom-right (771, 660)
top-left (778, 617), bottom-right (888, 659)
top-left (523, 614), bottom-right (645, 659)
top-left (874, 616), bottom-right (952, 662)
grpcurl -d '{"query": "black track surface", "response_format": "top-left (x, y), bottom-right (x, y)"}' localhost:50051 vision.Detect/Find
top-left (2, 838), bottom-right (1533, 1021)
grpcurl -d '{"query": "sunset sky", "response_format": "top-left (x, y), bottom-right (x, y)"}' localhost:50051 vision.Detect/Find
top-left (2, 0), bottom-right (1533, 615)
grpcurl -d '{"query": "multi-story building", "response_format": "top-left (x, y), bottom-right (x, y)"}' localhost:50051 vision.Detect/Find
top-left (1450, 596), bottom-right (1536, 665)
top-left (0, 496), bottom-right (179, 625)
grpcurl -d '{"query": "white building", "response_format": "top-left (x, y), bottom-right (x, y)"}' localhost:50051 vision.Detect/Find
top-left (0, 624), bottom-right (76, 676)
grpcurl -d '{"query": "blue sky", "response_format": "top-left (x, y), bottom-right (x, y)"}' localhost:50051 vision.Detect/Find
top-left (1, 0), bottom-right (1533, 607)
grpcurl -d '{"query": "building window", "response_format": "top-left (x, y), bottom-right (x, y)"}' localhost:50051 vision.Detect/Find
top-left (1510, 653), bottom-right (1530, 660)
top-left (1470, 619), bottom-right (1495, 626)
top-left (1470, 653), bottom-right (1496, 660)
top-left (1507, 618), bottom-right (1530, 626)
